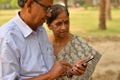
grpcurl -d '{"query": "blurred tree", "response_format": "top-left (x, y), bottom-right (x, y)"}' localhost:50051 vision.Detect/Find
top-left (114, 0), bottom-right (119, 8)
top-left (0, 0), bottom-right (5, 3)
top-left (0, 0), bottom-right (18, 9)
top-left (0, 0), bottom-right (11, 9)
top-left (54, 0), bottom-right (60, 3)
top-left (99, 0), bottom-right (106, 30)
top-left (0, 0), bottom-right (10, 4)
top-left (74, 0), bottom-right (82, 7)
top-left (85, 0), bottom-right (93, 4)
top-left (10, 0), bottom-right (18, 8)
top-left (106, 0), bottom-right (112, 20)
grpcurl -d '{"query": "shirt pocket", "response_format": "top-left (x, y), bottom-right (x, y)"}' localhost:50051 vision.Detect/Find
top-left (46, 43), bottom-right (54, 56)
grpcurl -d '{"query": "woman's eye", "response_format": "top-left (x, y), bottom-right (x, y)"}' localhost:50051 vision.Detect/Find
top-left (64, 20), bottom-right (69, 24)
top-left (55, 22), bottom-right (62, 26)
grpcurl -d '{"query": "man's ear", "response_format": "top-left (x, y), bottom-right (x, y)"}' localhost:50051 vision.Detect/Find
top-left (26, 0), bottom-right (34, 12)
top-left (26, 0), bottom-right (33, 6)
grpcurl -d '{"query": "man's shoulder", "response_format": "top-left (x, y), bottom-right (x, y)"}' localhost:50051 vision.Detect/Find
top-left (0, 19), bottom-right (17, 38)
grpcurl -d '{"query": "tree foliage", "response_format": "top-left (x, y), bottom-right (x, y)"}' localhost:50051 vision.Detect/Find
top-left (0, 0), bottom-right (18, 9)
top-left (10, 0), bottom-right (18, 8)
top-left (0, 0), bottom-right (10, 4)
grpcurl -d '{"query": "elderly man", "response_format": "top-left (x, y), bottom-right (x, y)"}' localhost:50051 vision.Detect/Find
top-left (0, 0), bottom-right (87, 80)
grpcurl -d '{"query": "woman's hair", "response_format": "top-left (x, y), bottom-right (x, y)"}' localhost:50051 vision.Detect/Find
top-left (46, 4), bottom-right (69, 26)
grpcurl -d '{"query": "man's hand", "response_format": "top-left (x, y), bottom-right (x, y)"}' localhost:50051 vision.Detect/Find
top-left (48, 60), bottom-right (72, 79)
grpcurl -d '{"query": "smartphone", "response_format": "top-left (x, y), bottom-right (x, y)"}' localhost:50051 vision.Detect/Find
top-left (81, 55), bottom-right (94, 67)
top-left (84, 55), bottom-right (94, 63)
top-left (71, 55), bottom-right (95, 71)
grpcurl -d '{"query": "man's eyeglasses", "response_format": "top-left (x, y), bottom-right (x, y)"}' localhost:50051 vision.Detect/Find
top-left (34, 0), bottom-right (52, 13)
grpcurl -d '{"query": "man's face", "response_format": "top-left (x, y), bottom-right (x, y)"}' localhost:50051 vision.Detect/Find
top-left (30, 0), bottom-right (53, 26)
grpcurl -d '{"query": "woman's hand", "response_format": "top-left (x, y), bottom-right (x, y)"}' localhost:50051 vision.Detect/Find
top-left (69, 59), bottom-right (87, 76)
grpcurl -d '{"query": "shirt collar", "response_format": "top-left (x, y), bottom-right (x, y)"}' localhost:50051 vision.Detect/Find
top-left (37, 25), bottom-right (45, 32)
top-left (13, 12), bottom-right (33, 38)
top-left (14, 12), bottom-right (45, 37)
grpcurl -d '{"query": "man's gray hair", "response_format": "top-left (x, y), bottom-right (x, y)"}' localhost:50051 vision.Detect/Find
top-left (18, 0), bottom-right (39, 8)
top-left (18, 0), bottom-right (27, 8)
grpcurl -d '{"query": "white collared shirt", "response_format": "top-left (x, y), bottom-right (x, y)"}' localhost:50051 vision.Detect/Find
top-left (0, 13), bottom-right (54, 80)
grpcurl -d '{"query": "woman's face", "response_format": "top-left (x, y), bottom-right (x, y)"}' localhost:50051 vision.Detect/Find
top-left (49, 12), bottom-right (70, 38)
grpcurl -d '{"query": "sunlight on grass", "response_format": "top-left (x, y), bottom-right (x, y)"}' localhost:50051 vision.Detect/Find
top-left (68, 8), bottom-right (120, 37)
top-left (0, 9), bottom-right (19, 25)
top-left (0, 8), bottom-right (120, 37)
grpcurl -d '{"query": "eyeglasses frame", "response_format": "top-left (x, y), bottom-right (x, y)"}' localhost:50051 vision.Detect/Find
top-left (34, 0), bottom-right (52, 13)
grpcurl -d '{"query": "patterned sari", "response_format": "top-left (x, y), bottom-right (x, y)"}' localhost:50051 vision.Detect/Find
top-left (54, 35), bottom-right (102, 80)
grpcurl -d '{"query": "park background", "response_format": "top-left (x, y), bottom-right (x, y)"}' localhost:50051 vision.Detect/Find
top-left (0, 0), bottom-right (120, 80)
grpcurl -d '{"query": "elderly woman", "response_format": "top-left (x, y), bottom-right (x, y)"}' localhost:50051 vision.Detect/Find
top-left (46, 4), bottom-right (102, 80)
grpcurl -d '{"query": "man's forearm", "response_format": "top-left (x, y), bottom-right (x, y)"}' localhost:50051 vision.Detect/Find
top-left (25, 72), bottom-right (55, 80)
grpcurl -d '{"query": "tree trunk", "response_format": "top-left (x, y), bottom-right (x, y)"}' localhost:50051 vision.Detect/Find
top-left (106, 0), bottom-right (112, 20)
top-left (85, 0), bottom-right (92, 4)
top-left (99, 0), bottom-right (106, 30)
top-left (114, 0), bottom-right (119, 8)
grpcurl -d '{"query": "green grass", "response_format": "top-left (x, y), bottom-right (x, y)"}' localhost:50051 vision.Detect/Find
top-left (0, 9), bottom-right (19, 25)
top-left (68, 8), bottom-right (120, 37)
top-left (0, 8), bottom-right (120, 37)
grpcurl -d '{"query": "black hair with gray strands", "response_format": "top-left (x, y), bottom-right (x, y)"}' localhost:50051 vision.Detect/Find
top-left (18, 0), bottom-right (27, 8)
top-left (46, 4), bottom-right (69, 26)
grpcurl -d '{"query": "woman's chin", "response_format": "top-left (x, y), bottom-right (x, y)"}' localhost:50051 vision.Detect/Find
top-left (59, 34), bottom-right (67, 38)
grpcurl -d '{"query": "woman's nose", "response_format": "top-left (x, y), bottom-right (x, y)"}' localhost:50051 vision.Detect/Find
top-left (61, 23), bottom-right (66, 30)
